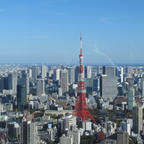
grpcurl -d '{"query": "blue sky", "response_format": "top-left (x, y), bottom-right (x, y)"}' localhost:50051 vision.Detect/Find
top-left (0, 0), bottom-right (144, 64)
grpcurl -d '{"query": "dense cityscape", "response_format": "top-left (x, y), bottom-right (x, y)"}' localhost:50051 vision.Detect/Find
top-left (0, 37), bottom-right (143, 144)
top-left (1, 0), bottom-right (144, 144)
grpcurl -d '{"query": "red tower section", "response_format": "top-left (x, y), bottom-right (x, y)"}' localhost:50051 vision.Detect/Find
top-left (73, 36), bottom-right (96, 123)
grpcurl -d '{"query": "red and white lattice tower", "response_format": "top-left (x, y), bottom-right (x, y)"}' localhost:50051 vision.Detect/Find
top-left (73, 35), bottom-right (96, 123)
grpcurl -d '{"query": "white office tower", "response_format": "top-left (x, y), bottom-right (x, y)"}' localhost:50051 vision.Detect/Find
top-left (133, 106), bottom-right (143, 134)
top-left (54, 69), bottom-right (61, 81)
top-left (120, 66), bottom-right (124, 83)
top-left (21, 119), bottom-right (39, 144)
top-left (128, 87), bottom-right (135, 110)
top-left (58, 87), bottom-right (62, 97)
top-left (97, 65), bottom-right (101, 75)
top-left (36, 79), bottom-right (45, 96)
top-left (60, 134), bottom-right (73, 144)
top-left (68, 129), bottom-right (81, 144)
top-left (82, 121), bottom-right (92, 131)
top-left (85, 66), bottom-right (92, 79)
top-left (41, 65), bottom-right (47, 79)
top-left (27, 121), bottom-right (38, 144)
top-left (60, 69), bottom-right (69, 94)
top-left (68, 67), bottom-right (75, 84)
top-left (117, 132), bottom-right (129, 144)
top-left (21, 71), bottom-right (29, 94)
top-left (31, 67), bottom-right (38, 83)
top-left (48, 70), bottom-right (54, 78)
top-left (58, 115), bottom-right (76, 132)
top-left (28, 69), bottom-right (32, 78)
top-left (8, 72), bottom-right (17, 94)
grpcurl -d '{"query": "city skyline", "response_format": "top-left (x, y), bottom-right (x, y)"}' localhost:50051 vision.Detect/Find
top-left (1, 0), bottom-right (144, 64)
top-left (0, 36), bottom-right (144, 142)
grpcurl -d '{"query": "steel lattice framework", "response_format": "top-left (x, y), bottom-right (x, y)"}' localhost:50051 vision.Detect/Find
top-left (73, 36), bottom-right (96, 123)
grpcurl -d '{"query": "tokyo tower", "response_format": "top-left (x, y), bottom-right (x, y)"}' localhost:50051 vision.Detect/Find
top-left (73, 35), bottom-right (96, 123)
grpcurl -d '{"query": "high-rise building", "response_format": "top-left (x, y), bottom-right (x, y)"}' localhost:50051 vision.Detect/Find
top-left (27, 121), bottom-right (38, 144)
top-left (21, 119), bottom-right (27, 144)
top-left (91, 67), bottom-right (97, 78)
top-left (4, 76), bottom-right (8, 90)
top-left (13, 72), bottom-right (18, 94)
top-left (85, 78), bottom-right (93, 88)
top-left (93, 77), bottom-right (100, 92)
top-left (85, 66), bottom-right (92, 79)
top-left (41, 65), bottom-right (47, 79)
top-left (68, 129), bottom-right (81, 144)
top-left (58, 115), bottom-right (76, 132)
top-left (85, 78), bottom-right (94, 95)
top-left (97, 65), bottom-right (101, 75)
top-left (126, 77), bottom-right (134, 88)
top-left (120, 66), bottom-right (124, 83)
top-left (28, 68), bottom-right (32, 78)
top-left (117, 132), bottom-right (129, 144)
top-left (125, 66), bottom-right (133, 77)
top-left (48, 69), bottom-right (54, 78)
top-left (103, 66), bottom-right (116, 77)
top-left (141, 76), bottom-right (144, 97)
top-left (60, 69), bottom-right (69, 95)
top-left (54, 69), bottom-right (61, 81)
top-left (21, 119), bottom-right (39, 144)
top-left (85, 77), bottom-right (100, 92)
top-left (8, 72), bottom-right (17, 94)
top-left (68, 67), bottom-right (75, 84)
top-left (8, 74), bottom-right (12, 90)
top-left (75, 66), bottom-right (79, 83)
top-left (60, 134), bottom-right (73, 144)
top-left (82, 121), bottom-right (92, 131)
top-left (36, 79), bottom-right (45, 96)
top-left (133, 106), bottom-right (143, 134)
top-left (31, 67), bottom-right (38, 83)
top-left (100, 75), bottom-right (117, 99)
top-left (58, 87), bottom-right (62, 97)
top-left (8, 122), bottom-right (20, 139)
top-left (0, 77), bottom-right (4, 92)
top-left (47, 126), bottom-right (57, 142)
top-left (21, 70), bottom-right (29, 94)
top-left (120, 120), bottom-right (131, 135)
top-left (17, 85), bottom-right (27, 109)
top-left (128, 87), bottom-right (135, 110)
